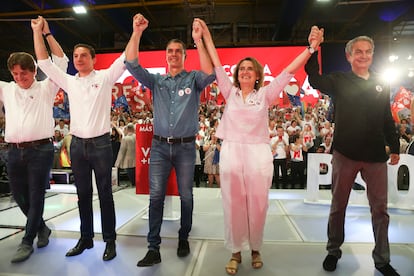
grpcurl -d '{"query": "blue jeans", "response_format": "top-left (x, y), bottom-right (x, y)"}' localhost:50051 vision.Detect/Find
top-left (70, 133), bottom-right (116, 241)
top-left (147, 139), bottom-right (195, 251)
top-left (8, 142), bottom-right (53, 245)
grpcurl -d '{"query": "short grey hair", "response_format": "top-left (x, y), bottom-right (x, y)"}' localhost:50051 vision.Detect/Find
top-left (126, 123), bottom-right (135, 132)
top-left (345, 36), bottom-right (374, 55)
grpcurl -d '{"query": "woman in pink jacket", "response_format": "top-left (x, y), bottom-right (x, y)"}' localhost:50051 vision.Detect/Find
top-left (195, 19), bottom-right (324, 275)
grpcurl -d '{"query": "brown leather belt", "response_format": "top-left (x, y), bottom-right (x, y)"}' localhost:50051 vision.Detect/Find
top-left (153, 135), bottom-right (195, 144)
top-left (8, 138), bottom-right (52, 149)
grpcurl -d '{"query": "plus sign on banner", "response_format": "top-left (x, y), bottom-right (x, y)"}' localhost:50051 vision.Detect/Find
top-left (135, 124), bottom-right (179, 195)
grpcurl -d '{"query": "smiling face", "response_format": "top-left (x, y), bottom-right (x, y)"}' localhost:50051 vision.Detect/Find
top-left (11, 65), bottom-right (36, 89)
top-left (237, 60), bottom-right (257, 88)
top-left (73, 46), bottom-right (95, 76)
top-left (166, 41), bottom-right (186, 71)
top-left (233, 57), bottom-right (264, 90)
top-left (346, 39), bottom-right (374, 74)
top-left (7, 52), bottom-right (37, 89)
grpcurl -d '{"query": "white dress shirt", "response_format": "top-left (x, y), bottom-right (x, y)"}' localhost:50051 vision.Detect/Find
top-left (38, 53), bottom-right (126, 138)
top-left (0, 54), bottom-right (68, 143)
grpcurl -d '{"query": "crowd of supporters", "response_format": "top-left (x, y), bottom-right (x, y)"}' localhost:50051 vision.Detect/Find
top-left (2, 94), bottom-right (412, 190)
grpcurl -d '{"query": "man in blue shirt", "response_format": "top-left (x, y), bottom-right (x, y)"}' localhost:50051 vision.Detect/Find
top-left (125, 14), bottom-right (215, 266)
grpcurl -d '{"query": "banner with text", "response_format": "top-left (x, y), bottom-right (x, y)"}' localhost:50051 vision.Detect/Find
top-left (135, 124), bottom-right (178, 195)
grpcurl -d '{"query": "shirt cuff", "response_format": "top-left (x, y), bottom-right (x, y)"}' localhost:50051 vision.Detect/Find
top-left (125, 58), bottom-right (139, 67)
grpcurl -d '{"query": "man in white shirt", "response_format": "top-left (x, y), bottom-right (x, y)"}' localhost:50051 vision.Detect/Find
top-left (54, 119), bottom-right (69, 137)
top-left (270, 125), bottom-right (289, 188)
top-left (32, 15), bottom-right (128, 261)
top-left (2, 18), bottom-right (68, 263)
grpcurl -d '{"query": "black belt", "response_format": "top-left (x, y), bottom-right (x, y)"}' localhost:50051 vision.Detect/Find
top-left (72, 132), bottom-right (110, 142)
top-left (153, 135), bottom-right (195, 144)
top-left (8, 138), bottom-right (52, 149)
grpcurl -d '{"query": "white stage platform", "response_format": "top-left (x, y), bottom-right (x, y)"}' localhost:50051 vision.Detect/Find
top-left (0, 187), bottom-right (413, 276)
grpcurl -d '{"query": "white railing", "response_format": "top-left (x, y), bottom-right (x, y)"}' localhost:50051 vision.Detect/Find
top-left (305, 153), bottom-right (414, 210)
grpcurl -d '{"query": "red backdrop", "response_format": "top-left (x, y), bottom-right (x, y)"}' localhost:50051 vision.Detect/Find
top-left (96, 47), bottom-right (323, 194)
top-left (94, 46), bottom-right (322, 111)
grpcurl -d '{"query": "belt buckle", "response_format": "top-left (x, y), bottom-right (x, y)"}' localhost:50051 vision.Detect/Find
top-left (166, 136), bottom-right (174, 144)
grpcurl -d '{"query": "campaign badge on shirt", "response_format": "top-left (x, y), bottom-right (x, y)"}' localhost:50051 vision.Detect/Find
top-left (178, 89), bottom-right (184, 96)
top-left (247, 99), bottom-right (261, 105)
top-left (376, 85), bottom-right (383, 93)
top-left (184, 87), bottom-right (191, 94)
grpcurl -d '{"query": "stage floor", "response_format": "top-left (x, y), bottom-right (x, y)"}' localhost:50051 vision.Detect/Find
top-left (0, 186), bottom-right (413, 276)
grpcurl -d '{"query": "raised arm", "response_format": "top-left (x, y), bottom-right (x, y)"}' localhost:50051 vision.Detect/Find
top-left (125, 13), bottom-right (148, 63)
top-left (31, 16), bottom-right (49, 61)
top-left (196, 18), bottom-right (222, 68)
top-left (284, 26), bottom-right (324, 74)
top-left (192, 18), bottom-right (213, 75)
top-left (41, 17), bottom-right (65, 58)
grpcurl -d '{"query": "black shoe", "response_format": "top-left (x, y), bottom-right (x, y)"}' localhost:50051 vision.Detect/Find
top-left (65, 238), bottom-right (94, 257)
top-left (177, 240), bottom-right (190, 257)
top-left (37, 226), bottom-right (51, 248)
top-left (137, 250), bottom-right (161, 267)
top-left (323, 254), bottom-right (339, 272)
top-left (376, 264), bottom-right (400, 276)
top-left (103, 240), bottom-right (116, 261)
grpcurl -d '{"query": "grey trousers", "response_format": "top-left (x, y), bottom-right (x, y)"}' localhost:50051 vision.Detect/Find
top-left (326, 150), bottom-right (390, 267)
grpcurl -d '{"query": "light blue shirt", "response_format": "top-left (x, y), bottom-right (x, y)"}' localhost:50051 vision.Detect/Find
top-left (126, 59), bottom-right (215, 138)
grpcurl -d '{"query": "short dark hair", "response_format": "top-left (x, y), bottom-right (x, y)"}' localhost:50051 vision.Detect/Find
top-left (74, 43), bottom-right (96, 58)
top-left (166, 39), bottom-right (186, 57)
top-left (7, 52), bottom-right (36, 72)
top-left (317, 145), bottom-right (326, 151)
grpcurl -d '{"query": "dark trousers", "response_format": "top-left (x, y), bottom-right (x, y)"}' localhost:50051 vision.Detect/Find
top-left (194, 164), bottom-right (202, 187)
top-left (290, 160), bottom-right (306, 188)
top-left (126, 167), bottom-right (136, 186)
top-left (8, 142), bottom-right (53, 245)
top-left (273, 158), bottom-right (287, 188)
top-left (70, 133), bottom-right (116, 241)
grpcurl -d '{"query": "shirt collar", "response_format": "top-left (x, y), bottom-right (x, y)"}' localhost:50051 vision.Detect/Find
top-left (75, 70), bottom-right (97, 80)
top-left (165, 69), bottom-right (187, 79)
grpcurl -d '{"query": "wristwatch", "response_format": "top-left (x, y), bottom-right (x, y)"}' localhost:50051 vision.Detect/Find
top-left (307, 46), bottom-right (316, 54)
